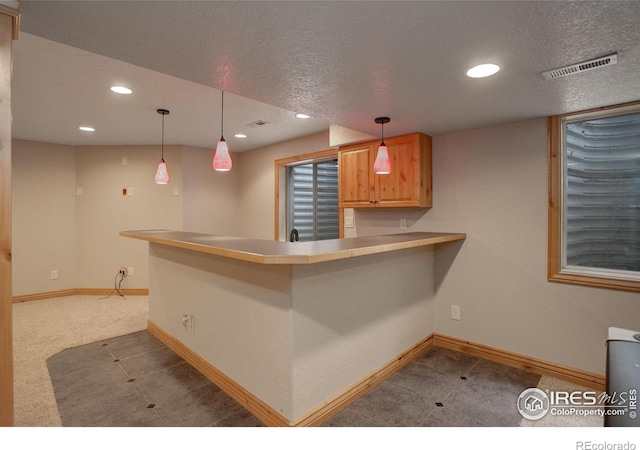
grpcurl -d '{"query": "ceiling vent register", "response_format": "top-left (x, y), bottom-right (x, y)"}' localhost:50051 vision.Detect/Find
top-left (246, 120), bottom-right (270, 128)
top-left (542, 53), bottom-right (617, 80)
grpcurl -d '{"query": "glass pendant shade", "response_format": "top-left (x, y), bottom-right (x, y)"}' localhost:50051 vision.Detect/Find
top-left (155, 108), bottom-right (170, 184)
top-left (213, 91), bottom-right (233, 172)
top-left (155, 159), bottom-right (169, 184)
top-left (213, 138), bottom-right (232, 171)
top-left (373, 116), bottom-right (391, 174)
top-left (373, 143), bottom-right (391, 174)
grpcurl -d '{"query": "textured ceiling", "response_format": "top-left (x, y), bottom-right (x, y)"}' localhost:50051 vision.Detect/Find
top-left (12, 0), bottom-right (640, 150)
top-left (12, 33), bottom-right (329, 150)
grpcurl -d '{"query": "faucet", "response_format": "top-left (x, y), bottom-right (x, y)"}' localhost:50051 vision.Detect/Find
top-left (289, 228), bottom-right (299, 242)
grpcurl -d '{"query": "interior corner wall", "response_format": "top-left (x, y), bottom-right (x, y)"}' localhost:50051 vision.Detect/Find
top-left (291, 246), bottom-right (435, 420)
top-left (74, 145), bottom-right (183, 290)
top-left (181, 145), bottom-right (240, 236)
top-left (13, 141), bottom-right (242, 296)
top-left (351, 118), bottom-right (640, 376)
top-left (236, 131), bottom-right (330, 240)
top-left (12, 139), bottom-right (77, 296)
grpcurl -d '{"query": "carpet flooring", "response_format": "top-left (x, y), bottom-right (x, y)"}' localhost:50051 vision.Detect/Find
top-left (12, 295), bottom-right (149, 426)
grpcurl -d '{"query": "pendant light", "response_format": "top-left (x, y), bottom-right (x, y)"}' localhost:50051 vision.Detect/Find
top-left (373, 117), bottom-right (391, 174)
top-left (212, 90), bottom-right (232, 171)
top-left (154, 109), bottom-right (170, 184)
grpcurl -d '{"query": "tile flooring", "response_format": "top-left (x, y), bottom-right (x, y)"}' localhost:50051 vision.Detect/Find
top-left (48, 330), bottom-right (543, 427)
top-left (324, 345), bottom-right (540, 426)
top-left (47, 331), bottom-right (263, 427)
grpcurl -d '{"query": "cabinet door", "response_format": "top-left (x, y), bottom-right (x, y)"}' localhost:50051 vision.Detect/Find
top-left (376, 133), bottom-right (432, 207)
top-left (338, 143), bottom-right (375, 207)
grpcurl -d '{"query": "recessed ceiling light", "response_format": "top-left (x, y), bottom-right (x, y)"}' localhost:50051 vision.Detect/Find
top-left (79, 126), bottom-right (95, 132)
top-left (295, 113), bottom-right (310, 119)
top-left (234, 133), bottom-right (247, 139)
top-left (110, 85), bottom-right (132, 94)
top-left (466, 63), bottom-right (500, 78)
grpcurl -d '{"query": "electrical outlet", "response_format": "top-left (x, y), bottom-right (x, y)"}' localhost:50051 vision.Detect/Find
top-left (50, 270), bottom-right (59, 280)
top-left (118, 266), bottom-right (127, 276)
top-left (182, 314), bottom-right (194, 333)
top-left (451, 305), bottom-right (461, 321)
top-left (127, 266), bottom-right (134, 277)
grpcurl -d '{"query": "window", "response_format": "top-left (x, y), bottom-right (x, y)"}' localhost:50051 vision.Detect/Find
top-left (549, 101), bottom-right (640, 292)
top-left (287, 159), bottom-right (339, 241)
top-left (274, 148), bottom-right (342, 241)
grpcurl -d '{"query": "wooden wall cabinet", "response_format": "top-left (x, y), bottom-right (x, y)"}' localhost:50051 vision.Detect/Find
top-left (338, 132), bottom-right (432, 208)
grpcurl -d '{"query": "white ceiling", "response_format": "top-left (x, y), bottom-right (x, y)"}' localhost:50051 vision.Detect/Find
top-left (12, 33), bottom-right (330, 151)
top-left (11, 0), bottom-right (640, 152)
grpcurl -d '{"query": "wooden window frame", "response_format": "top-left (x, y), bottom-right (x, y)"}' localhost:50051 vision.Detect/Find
top-left (274, 148), bottom-right (343, 241)
top-left (548, 100), bottom-right (640, 292)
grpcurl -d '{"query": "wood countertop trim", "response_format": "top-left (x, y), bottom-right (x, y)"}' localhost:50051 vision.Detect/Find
top-left (120, 230), bottom-right (466, 265)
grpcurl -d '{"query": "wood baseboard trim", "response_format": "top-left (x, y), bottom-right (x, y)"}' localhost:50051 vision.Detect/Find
top-left (293, 333), bottom-right (435, 427)
top-left (433, 333), bottom-right (605, 391)
top-left (147, 320), bottom-right (290, 427)
top-left (12, 288), bottom-right (149, 303)
top-left (74, 288), bottom-right (149, 297)
top-left (144, 324), bottom-right (605, 426)
top-left (148, 320), bottom-right (435, 427)
top-left (12, 289), bottom-right (78, 303)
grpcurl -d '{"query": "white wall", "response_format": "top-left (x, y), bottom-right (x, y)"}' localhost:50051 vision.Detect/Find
top-left (182, 145), bottom-right (240, 236)
top-left (74, 145), bottom-right (184, 289)
top-left (12, 141), bottom-right (187, 295)
top-left (12, 140), bottom-right (77, 295)
top-left (148, 243), bottom-right (295, 417)
top-left (13, 141), bottom-right (243, 295)
top-left (349, 118), bottom-right (640, 376)
top-left (291, 246), bottom-right (434, 419)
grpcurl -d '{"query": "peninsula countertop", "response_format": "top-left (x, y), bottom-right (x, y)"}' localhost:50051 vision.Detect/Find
top-left (120, 229), bottom-right (466, 265)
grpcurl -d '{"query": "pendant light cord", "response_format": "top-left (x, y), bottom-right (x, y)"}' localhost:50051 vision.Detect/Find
top-left (375, 117), bottom-right (390, 146)
top-left (220, 90), bottom-right (225, 141)
top-left (161, 112), bottom-right (165, 161)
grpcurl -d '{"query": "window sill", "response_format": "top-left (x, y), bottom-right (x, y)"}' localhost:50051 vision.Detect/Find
top-left (548, 271), bottom-right (640, 293)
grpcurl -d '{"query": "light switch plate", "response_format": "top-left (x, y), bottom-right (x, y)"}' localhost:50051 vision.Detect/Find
top-left (451, 305), bottom-right (461, 321)
top-left (345, 216), bottom-right (354, 228)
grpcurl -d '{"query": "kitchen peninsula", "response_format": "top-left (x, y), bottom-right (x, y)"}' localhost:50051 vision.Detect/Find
top-left (121, 229), bottom-right (466, 426)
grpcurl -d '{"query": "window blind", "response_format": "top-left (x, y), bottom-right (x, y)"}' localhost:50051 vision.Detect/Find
top-left (287, 160), bottom-right (339, 241)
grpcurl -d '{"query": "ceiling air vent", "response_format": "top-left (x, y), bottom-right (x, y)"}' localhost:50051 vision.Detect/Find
top-left (542, 53), bottom-right (617, 80)
top-left (246, 120), bottom-right (270, 128)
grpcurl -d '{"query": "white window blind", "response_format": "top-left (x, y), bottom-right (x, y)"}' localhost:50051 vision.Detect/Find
top-left (287, 159), bottom-right (339, 241)
top-left (564, 111), bottom-right (640, 273)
